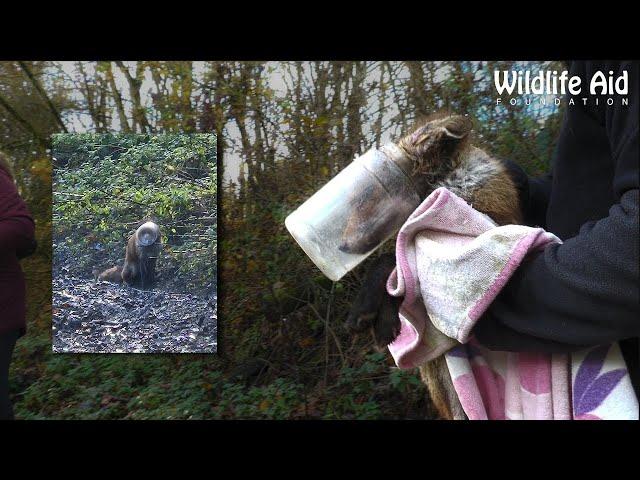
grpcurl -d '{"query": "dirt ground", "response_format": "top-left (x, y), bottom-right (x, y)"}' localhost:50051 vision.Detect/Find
top-left (52, 274), bottom-right (217, 353)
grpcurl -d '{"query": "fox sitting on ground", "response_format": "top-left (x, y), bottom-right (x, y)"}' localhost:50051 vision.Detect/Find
top-left (95, 221), bottom-right (162, 289)
top-left (344, 113), bottom-right (523, 420)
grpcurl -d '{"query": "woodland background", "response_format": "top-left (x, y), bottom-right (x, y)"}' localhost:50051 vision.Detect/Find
top-left (0, 61), bottom-right (562, 419)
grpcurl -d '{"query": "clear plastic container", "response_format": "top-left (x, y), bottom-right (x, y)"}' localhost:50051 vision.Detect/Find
top-left (285, 143), bottom-right (421, 281)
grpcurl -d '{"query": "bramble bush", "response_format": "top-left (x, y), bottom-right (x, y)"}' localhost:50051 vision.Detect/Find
top-left (52, 133), bottom-right (217, 295)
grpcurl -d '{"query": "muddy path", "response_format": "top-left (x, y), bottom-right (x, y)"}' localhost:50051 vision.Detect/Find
top-left (52, 274), bottom-right (217, 353)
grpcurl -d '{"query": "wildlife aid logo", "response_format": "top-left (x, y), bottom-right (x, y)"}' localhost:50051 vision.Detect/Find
top-left (494, 69), bottom-right (630, 107)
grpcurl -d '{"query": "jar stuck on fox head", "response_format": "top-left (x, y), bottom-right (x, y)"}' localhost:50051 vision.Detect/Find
top-left (339, 114), bottom-right (522, 256)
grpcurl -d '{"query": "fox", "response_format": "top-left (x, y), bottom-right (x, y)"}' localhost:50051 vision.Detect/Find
top-left (95, 221), bottom-right (162, 289)
top-left (344, 113), bottom-right (523, 420)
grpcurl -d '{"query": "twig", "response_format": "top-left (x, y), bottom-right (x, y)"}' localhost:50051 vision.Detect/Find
top-left (326, 324), bottom-right (346, 368)
top-left (325, 283), bottom-right (335, 384)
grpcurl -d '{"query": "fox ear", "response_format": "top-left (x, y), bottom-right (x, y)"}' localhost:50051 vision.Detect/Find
top-left (441, 115), bottom-right (473, 139)
top-left (402, 114), bottom-right (473, 166)
top-left (407, 115), bottom-right (473, 148)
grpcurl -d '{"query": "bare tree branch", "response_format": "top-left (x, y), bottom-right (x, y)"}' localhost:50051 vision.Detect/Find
top-left (18, 61), bottom-right (68, 132)
top-left (0, 91), bottom-right (48, 147)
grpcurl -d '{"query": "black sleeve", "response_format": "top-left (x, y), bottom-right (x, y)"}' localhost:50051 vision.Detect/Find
top-left (503, 159), bottom-right (552, 229)
top-left (475, 62), bottom-right (639, 352)
top-left (526, 173), bottom-right (552, 229)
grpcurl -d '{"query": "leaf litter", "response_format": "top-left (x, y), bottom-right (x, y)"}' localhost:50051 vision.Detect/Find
top-left (52, 274), bottom-right (217, 354)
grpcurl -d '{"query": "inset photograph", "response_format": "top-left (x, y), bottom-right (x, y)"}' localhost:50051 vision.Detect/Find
top-left (52, 133), bottom-right (217, 353)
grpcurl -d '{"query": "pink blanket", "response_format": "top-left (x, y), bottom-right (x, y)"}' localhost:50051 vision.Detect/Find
top-left (387, 187), bottom-right (638, 420)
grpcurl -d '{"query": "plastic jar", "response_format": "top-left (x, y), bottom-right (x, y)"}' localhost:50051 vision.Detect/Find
top-left (285, 143), bottom-right (421, 281)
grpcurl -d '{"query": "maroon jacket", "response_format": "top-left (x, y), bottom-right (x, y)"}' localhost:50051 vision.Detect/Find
top-left (0, 167), bottom-right (35, 336)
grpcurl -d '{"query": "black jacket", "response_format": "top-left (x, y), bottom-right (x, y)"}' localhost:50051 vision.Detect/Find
top-left (474, 61), bottom-right (639, 396)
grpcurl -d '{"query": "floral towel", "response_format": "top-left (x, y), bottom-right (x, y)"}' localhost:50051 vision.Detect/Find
top-left (387, 187), bottom-right (638, 420)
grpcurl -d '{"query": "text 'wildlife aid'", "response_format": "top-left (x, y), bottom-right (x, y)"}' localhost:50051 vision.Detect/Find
top-left (494, 69), bottom-right (629, 106)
